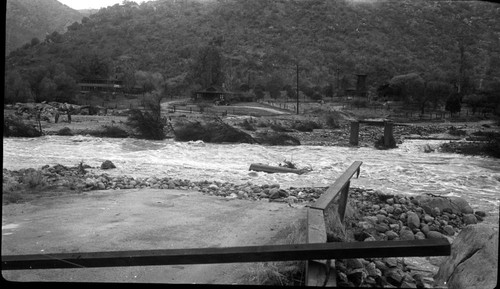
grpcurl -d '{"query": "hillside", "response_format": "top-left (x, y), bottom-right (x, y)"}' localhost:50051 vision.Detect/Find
top-left (5, 0), bottom-right (83, 54)
top-left (5, 0), bottom-right (500, 101)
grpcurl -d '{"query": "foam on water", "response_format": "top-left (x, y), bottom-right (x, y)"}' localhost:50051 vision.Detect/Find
top-left (3, 136), bottom-right (499, 221)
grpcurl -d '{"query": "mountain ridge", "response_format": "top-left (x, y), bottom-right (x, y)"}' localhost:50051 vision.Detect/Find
top-left (5, 0), bottom-right (84, 54)
top-left (5, 0), bottom-right (500, 98)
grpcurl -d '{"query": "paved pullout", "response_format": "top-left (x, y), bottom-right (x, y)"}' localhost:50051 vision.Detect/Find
top-left (2, 189), bottom-right (306, 284)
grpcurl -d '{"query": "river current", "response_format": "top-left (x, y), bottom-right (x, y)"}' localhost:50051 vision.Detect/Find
top-left (3, 136), bottom-right (499, 221)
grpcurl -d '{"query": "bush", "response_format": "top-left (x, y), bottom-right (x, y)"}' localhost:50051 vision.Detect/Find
top-left (20, 170), bottom-right (46, 189)
top-left (3, 116), bottom-right (42, 137)
top-left (90, 125), bottom-right (129, 138)
top-left (173, 120), bottom-right (255, 144)
top-left (270, 122), bottom-right (293, 132)
top-left (325, 113), bottom-right (341, 129)
top-left (448, 126), bottom-right (466, 136)
top-left (255, 132), bottom-right (301, 146)
top-left (240, 119), bottom-right (256, 131)
top-left (352, 99), bottom-right (368, 108)
top-left (127, 109), bottom-right (166, 140)
top-left (57, 127), bottom-right (73, 136)
top-left (292, 120), bottom-right (322, 132)
top-left (256, 121), bottom-right (269, 128)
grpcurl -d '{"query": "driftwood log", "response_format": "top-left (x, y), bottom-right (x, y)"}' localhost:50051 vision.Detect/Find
top-left (249, 163), bottom-right (309, 175)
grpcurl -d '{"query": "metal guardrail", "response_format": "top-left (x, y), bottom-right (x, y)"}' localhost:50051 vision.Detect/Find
top-left (2, 161), bottom-right (451, 287)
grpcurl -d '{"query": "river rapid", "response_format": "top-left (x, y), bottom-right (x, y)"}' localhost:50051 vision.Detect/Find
top-left (3, 136), bottom-right (499, 222)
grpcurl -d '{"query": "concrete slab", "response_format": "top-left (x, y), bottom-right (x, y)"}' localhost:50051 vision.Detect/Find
top-left (2, 189), bottom-right (306, 284)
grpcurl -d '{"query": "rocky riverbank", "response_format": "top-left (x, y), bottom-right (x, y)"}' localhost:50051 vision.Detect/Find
top-left (2, 163), bottom-right (494, 288)
top-left (2, 163), bottom-right (326, 205)
top-left (331, 187), bottom-right (489, 288)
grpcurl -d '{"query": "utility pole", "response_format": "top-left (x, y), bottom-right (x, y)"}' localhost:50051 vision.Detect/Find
top-left (296, 63), bottom-right (299, 115)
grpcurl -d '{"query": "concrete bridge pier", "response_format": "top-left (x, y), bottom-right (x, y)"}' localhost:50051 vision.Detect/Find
top-left (349, 121), bottom-right (359, 146)
top-left (349, 120), bottom-right (395, 148)
top-left (384, 121), bottom-right (394, 147)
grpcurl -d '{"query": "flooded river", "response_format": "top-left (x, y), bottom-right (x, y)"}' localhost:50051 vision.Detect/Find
top-left (3, 136), bottom-right (499, 222)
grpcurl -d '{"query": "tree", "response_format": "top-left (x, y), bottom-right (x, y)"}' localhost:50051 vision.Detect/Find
top-left (388, 73), bottom-right (425, 106)
top-left (46, 31), bottom-right (63, 43)
top-left (53, 72), bottom-right (78, 103)
top-left (75, 53), bottom-right (111, 79)
top-left (135, 71), bottom-right (157, 94)
top-left (266, 73), bottom-right (284, 99)
top-left (283, 84), bottom-right (296, 99)
top-left (126, 92), bottom-right (166, 140)
top-left (190, 44), bottom-right (224, 88)
top-left (4, 70), bottom-right (31, 104)
top-left (39, 77), bottom-right (57, 102)
top-left (426, 81), bottom-right (453, 110)
top-left (116, 62), bottom-right (137, 93)
top-left (25, 67), bottom-right (50, 103)
top-left (462, 94), bottom-right (486, 115)
top-left (323, 84), bottom-right (334, 98)
top-left (67, 22), bottom-right (82, 31)
top-left (253, 86), bottom-right (265, 100)
top-left (445, 93), bottom-right (462, 116)
top-left (30, 37), bottom-right (40, 46)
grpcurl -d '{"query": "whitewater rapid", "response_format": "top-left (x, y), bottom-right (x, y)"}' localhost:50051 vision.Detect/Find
top-left (3, 136), bottom-right (499, 219)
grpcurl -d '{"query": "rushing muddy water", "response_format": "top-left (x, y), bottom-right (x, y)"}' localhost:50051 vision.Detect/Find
top-left (3, 136), bottom-right (500, 221)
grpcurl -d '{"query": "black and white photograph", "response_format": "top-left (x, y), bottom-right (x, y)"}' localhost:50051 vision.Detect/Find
top-left (3, 0), bottom-right (499, 287)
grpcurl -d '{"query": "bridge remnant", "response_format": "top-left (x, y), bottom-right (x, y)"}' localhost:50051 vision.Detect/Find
top-left (349, 119), bottom-right (394, 147)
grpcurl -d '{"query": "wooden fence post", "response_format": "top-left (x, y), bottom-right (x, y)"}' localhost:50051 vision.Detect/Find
top-left (338, 181), bottom-right (350, 223)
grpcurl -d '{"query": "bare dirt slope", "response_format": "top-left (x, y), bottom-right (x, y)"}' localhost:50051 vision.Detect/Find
top-left (2, 189), bottom-right (306, 284)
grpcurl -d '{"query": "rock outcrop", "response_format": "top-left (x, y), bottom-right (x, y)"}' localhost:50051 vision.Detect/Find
top-left (416, 194), bottom-right (473, 215)
top-left (100, 160), bottom-right (116, 170)
top-left (434, 224), bottom-right (498, 289)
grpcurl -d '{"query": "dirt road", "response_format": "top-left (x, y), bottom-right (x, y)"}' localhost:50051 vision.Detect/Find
top-left (2, 189), bottom-right (306, 284)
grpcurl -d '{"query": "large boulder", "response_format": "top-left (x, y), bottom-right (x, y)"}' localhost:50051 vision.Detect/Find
top-left (415, 194), bottom-right (473, 215)
top-left (434, 224), bottom-right (498, 289)
top-left (101, 160), bottom-right (116, 170)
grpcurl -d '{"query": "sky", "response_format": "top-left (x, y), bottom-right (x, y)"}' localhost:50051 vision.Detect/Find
top-left (58, 0), bottom-right (151, 10)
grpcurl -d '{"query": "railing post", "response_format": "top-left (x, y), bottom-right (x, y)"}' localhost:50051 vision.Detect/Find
top-left (338, 181), bottom-right (350, 223)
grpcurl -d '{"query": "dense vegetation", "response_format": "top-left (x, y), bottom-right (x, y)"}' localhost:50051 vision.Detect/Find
top-left (5, 0), bottom-right (500, 114)
top-left (5, 0), bottom-right (83, 55)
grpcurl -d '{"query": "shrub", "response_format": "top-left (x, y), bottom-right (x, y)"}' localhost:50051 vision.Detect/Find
top-left (325, 113), bottom-right (341, 129)
top-left (3, 116), bottom-right (42, 137)
top-left (127, 109), bottom-right (166, 140)
top-left (173, 120), bottom-right (255, 144)
top-left (255, 132), bottom-right (301, 146)
top-left (292, 120), bottom-right (322, 132)
top-left (352, 99), bottom-right (368, 108)
top-left (256, 121), bottom-right (269, 128)
top-left (240, 119), bottom-right (256, 131)
top-left (20, 170), bottom-right (46, 189)
top-left (270, 122), bottom-right (293, 132)
top-left (127, 93), bottom-right (166, 140)
top-left (90, 125), bottom-right (129, 138)
top-left (448, 126), bottom-right (466, 136)
top-left (57, 127), bottom-right (73, 136)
